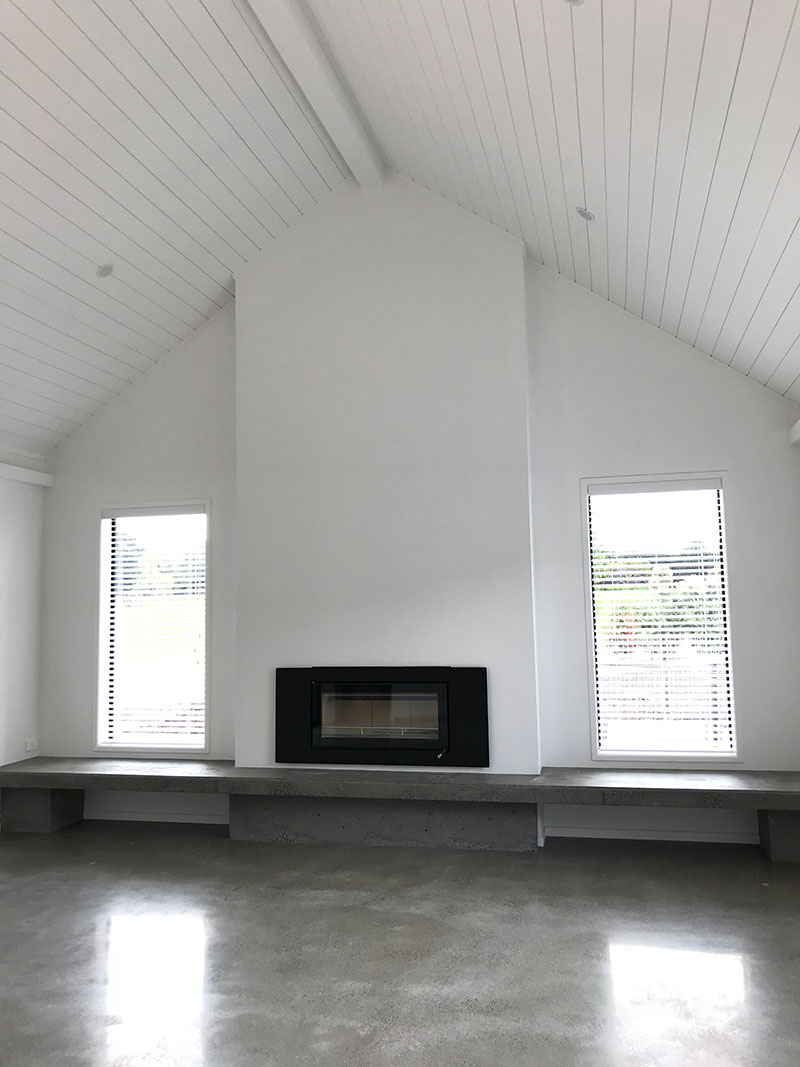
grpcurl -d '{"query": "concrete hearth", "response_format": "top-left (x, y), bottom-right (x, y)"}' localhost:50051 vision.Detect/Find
top-left (228, 795), bottom-right (537, 851)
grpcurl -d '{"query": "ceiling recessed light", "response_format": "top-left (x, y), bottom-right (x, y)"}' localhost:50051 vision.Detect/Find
top-left (564, 0), bottom-right (584, 5)
top-left (96, 263), bottom-right (114, 278)
top-left (576, 207), bottom-right (595, 222)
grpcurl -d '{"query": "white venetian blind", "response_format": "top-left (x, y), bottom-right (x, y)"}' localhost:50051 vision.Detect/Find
top-left (587, 481), bottom-right (735, 756)
top-left (98, 507), bottom-right (207, 749)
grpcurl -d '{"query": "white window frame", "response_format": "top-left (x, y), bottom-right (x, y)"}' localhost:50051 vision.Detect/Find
top-left (94, 500), bottom-right (211, 757)
top-left (581, 473), bottom-right (739, 764)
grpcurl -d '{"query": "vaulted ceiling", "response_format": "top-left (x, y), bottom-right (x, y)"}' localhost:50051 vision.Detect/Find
top-left (2, 0), bottom-right (799, 468)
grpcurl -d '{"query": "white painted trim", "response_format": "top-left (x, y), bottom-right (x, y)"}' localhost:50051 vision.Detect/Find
top-left (790, 417), bottom-right (800, 445)
top-left (0, 462), bottom-right (53, 487)
top-left (245, 0), bottom-right (384, 187)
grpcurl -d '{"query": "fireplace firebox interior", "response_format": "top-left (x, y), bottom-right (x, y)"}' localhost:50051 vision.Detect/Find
top-left (276, 667), bottom-right (489, 767)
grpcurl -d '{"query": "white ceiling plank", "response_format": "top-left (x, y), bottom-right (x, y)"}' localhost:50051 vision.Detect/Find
top-left (0, 395), bottom-right (78, 437)
top-left (392, 0), bottom-right (483, 219)
top-left (133, 0), bottom-right (320, 216)
top-left (0, 379), bottom-right (84, 426)
top-left (729, 232), bottom-right (800, 378)
top-left (0, 342), bottom-right (116, 405)
top-left (0, 251), bottom-right (168, 367)
top-left (441, 0), bottom-right (532, 241)
top-left (246, 0), bottom-right (385, 186)
top-left (625, 1), bottom-right (672, 317)
top-left (0, 360), bottom-right (99, 415)
top-left (20, 0), bottom-right (289, 251)
top-left (0, 182), bottom-right (204, 336)
top-left (570, 0), bottom-right (609, 297)
top-left (1, 219), bottom-right (182, 351)
top-left (601, 0), bottom-right (636, 307)
top-left (674, 0), bottom-right (798, 348)
top-left (513, 0), bottom-right (577, 278)
top-left (1, 5), bottom-right (267, 264)
top-left (769, 332), bottom-right (800, 395)
top-left (0, 68), bottom-right (244, 288)
top-left (658, 0), bottom-right (754, 337)
top-left (396, 0), bottom-right (505, 224)
top-left (67, 0), bottom-right (291, 254)
top-left (539, 0), bottom-right (592, 292)
top-left (60, 0), bottom-right (301, 244)
top-left (0, 411), bottom-right (63, 449)
top-left (0, 303), bottom-right (140, 390)
top-left (379, 0), bottom-right (472, 211)
top-left (469, 0), bottom-right (545, 261)
top-left (641, 0), bottom-right (710, 326)
top-left (0, 152), bottom-right (221, 321)
top-left (487, 0), bottom-right (558, 270)
top-left (467, 0), bottom-right (541, 255)
top-left (693, 14), bottom-right (800, 356)
top-left (750, 286), bottom-right (800, 386)
top-left (0, 425), bottom-right (53, 459)
top-left (103, 0), bottom-right (306, 231)
top-left (0, 109), bottom-right (233, 304)
top-left (0, 192), bottom-right (206, 337)
top-left (713, 140), bottom-right (800, 369)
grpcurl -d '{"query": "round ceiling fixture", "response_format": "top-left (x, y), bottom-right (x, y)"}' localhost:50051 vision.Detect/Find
top-left (576, 207), bottom-right (595, 221)
top-left (96, 263), bottom-right (114, 278)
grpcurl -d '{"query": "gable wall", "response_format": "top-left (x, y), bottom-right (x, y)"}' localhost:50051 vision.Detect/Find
top-left (31, 181), bottom-right (800, 836)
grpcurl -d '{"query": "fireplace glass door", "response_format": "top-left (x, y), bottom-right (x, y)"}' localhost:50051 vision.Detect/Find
top-left (312, 682), bottom-right (447, 750)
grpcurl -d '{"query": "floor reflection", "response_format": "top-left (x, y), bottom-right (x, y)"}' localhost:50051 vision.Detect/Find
top-left (105, 913), bottom-right (206, 1066)
top-left (609, 942), bottom-right (746, 1063)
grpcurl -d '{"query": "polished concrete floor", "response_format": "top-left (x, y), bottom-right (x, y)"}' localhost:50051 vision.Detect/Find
top-left (1, 823), bottom-right (798, 1067)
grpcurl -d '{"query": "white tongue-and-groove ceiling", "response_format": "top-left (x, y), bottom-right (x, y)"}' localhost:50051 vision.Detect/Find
top-left (2, 0), bottom-right (799, 467)
top-left (0, 0), bottom-right (347, 467)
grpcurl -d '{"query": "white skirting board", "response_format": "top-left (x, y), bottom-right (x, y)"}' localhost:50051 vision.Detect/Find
top-left (83, 790), bottom-right (229, 825)
top-left (541, 804), bottom-right (759, 844)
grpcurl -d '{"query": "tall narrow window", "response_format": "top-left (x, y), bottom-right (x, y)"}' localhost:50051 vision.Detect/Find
top-left (98, 505), bottom-right (207, 750)
top-left (586, 478), bottom-right (735, 758)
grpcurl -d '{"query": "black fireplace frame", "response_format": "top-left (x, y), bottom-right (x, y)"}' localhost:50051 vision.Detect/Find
top-left (275, 666), bottom-right (489, 767)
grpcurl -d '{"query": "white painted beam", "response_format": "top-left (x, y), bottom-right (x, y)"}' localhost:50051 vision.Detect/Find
top-left (791, 418), bottom-right (800, 446)
top-left (245, 0), bottom-right (385, 187)
top-left (0, 462), bottom-right (54, 487)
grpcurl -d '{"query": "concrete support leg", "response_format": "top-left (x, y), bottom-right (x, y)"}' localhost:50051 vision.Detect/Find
top-left (229, 795), bottom-right (538, 851)
top-left (0, 788), bottom-right (84, 833)
top-left (758, 810), bottom-right (800, 862)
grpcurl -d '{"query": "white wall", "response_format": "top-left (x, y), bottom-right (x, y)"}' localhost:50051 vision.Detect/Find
top-left (528, 262), bottom-right (800, 773)
top-left (0, 476), bottom-right (44, 765)
top-left (235, 176), bottom-right (539, 772)
top-left (39, 302), bottom-right (236, 759)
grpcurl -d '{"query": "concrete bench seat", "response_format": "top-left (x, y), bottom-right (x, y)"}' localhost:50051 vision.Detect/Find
top-left (2, 757), bottom-right (800, 859)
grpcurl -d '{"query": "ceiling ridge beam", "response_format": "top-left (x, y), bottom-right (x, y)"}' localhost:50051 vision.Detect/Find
top-left (244, 0), bottom-right (385, 187)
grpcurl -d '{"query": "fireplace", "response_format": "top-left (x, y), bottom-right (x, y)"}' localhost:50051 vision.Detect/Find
top-left (275, 667), bottom-right (489, 767)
